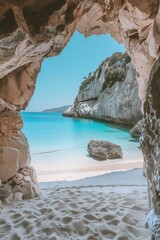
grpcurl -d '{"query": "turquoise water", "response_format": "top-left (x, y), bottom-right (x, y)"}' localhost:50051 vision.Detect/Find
top-left (21, 112), bottom-right (142, 181)
top-left (21, 112), bottom-right (137, 155)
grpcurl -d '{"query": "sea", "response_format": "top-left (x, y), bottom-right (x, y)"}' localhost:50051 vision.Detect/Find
top-left (21, 112), bottom-right (143, 181)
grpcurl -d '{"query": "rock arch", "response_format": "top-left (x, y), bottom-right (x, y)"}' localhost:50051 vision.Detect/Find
top-left (0, 0), bottom-right (160, 237)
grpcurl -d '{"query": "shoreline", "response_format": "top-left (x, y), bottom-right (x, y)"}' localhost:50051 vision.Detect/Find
top-left (35, 160), bottom-right (143, 182)
top-left (22, 111), bottom-right (143, 183)
top-left (62, 113), bottom-right (136, 129)
top-left (39, 168), bottom-right (146, 188)
top-left (32, 149), bottom-right (143, 182)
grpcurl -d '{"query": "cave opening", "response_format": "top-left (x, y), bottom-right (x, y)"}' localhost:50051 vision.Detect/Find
top-left (19, 32), bottom-right (143, 183)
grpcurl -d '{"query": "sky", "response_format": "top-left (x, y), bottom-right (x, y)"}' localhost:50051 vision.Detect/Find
top-left (26, 32), bottom-right (125, 112)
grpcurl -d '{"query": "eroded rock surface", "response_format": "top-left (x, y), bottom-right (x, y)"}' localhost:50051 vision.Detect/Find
top-left (0, 1), bottom-right (159, 107)
top-left (0, 1), bottom-right (160, 237)
top-left (0, 60), bottom-right (40, 182)
top-left (0, 166), bottom-right (40, 209)
top-left (0, 99), bottom-right (30, 182)
top-left (140, 58), bottom-right (160, 238)
top-left (130, 119), bottom-right (143, 138)
top-left (64, 52), bottom-right (142, 126)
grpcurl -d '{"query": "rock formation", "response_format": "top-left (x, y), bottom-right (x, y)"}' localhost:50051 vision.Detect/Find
top-left (0, 1), bottom-right (160, 237)
top-left (0, 166), bottom-right (40, 210)
top-left (64, 52), bottom-right (142, 126)
top-left (130, 119), bottom-right (143, 138)
top-left (88, 140), bottom-right (123, 161)
top-left (140, 59), bottom-right (160, 238)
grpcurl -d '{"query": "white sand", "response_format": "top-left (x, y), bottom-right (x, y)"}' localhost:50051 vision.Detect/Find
top-left (32, 144), bottom-right (143, 182)
top-left (0, 169), bottom-right (150, 240)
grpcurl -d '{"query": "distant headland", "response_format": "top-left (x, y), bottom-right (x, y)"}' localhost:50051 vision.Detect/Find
top-left (43, 105), bottom-right (71, 113)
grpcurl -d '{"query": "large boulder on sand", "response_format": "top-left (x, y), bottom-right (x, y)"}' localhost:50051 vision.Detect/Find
top-left (87, 140), bottom-right (123, 161)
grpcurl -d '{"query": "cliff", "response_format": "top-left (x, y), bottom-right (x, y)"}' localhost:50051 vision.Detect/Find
top-left (64, 52), bottom-right (142, 126)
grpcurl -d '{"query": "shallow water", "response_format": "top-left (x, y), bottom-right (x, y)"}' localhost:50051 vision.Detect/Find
top-left (21, 112), bottom-right (137, 154)
top-left (21, 112), bottom-right (142, 181)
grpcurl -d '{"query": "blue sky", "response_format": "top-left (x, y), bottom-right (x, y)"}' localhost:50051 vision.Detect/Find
top-left (27, 32), bottom-right (125, 112)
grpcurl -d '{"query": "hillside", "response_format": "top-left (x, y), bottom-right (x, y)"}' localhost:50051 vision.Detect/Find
top-left (43, 105), bottom-right (71, 113)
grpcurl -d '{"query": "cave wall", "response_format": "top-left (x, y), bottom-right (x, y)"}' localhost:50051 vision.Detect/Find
top-left (0, 1), bottom-right (159, 106)
top-left (0, 61), bottom-right (41, 182)
top-left (0, 0), bottom-right (160, 237)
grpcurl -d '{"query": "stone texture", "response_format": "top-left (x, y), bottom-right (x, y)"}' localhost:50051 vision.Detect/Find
top-left (0, 105), bottom-right (31, 182)
top-left (1, 166), bottom-right (40, 204)
top-left (0, 1), bottom-right (158, 109)
top-left (140, 58), bottom-right (160, 238)
top-left (0, 188), bottom-right (11, 199)
top-left (0, 146), bottom-right (19, 182)
top-left (14, 192), bottom-right (23, 201)
top-left (0, 61), bottom-right (41, 109)
top-left (0, 200), bottom-right (2, 211)
top-left (0, 61), bottom-right (40, 183)
top-left (130, 119), bottom-right (143, 138)
top-left (64, 53), bottom-right (142, 126)
top-left (62, 106), bottom-right (77, 117)
top-left (145, 209), bottom-right (160, 240)
top-left (87, 140), bottom-right (123, 161)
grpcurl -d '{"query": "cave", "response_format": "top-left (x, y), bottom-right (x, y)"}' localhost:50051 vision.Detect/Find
top-left (0, 0), bottom-right (160, 238)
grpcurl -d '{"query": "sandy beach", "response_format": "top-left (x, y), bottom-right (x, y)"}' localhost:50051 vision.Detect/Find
top-left (0, 169), bottom-right (150, 240)
top-left (0, 112), bottom-right (148, 240)
top-left (32, 143), bottom-right (144, 182)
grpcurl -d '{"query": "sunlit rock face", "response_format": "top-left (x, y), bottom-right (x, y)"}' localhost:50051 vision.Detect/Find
top-left (0, 1), bottom-right (160, 235)
top-left (0, 107), bottom-right (30, 182)
top-left (64, 52), bottom-right (142, 126)
top-left (0, 61), bottom-right (41, 182)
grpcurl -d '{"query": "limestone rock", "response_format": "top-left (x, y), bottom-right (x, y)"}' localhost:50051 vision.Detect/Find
top-left (73, 100), bottom-right (95, 118)
top-left (0, 146), bottom-right (19, 182)
top-left (0, 166), bottom-right (40, 204)
top-left (139, 58), bottom-right (160, 240)
top-left (13, 185), bottom-right (22, 193)
top-left (0, 1), bottom-right (157, 119)
top-left (3, 183), bottom-right (13, 193)
top-left (24, 176), bottom-right (31, 183)
top-left (4, 193), bottom-right (14, 204)
top-left (130, 119), bottom-right (143, 138)
top-left (87, 140), bottom-right (123, 161)
top-left (0, 62), bottom-right (41, 109)
top-left (63, 106), bottom-right (77, 117)
top-left (0, 105), bottom-right (31, 182)
top-left (14, 192), bottom-right (23, 201)
top-left (65, 53), bottom-right (142, 126)
top-left (0, 200), bottom-right (2, 211)
top-left (0, 188), bottom-right (11, 198)
top-left (145, 209), bottom-right (160, 240)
